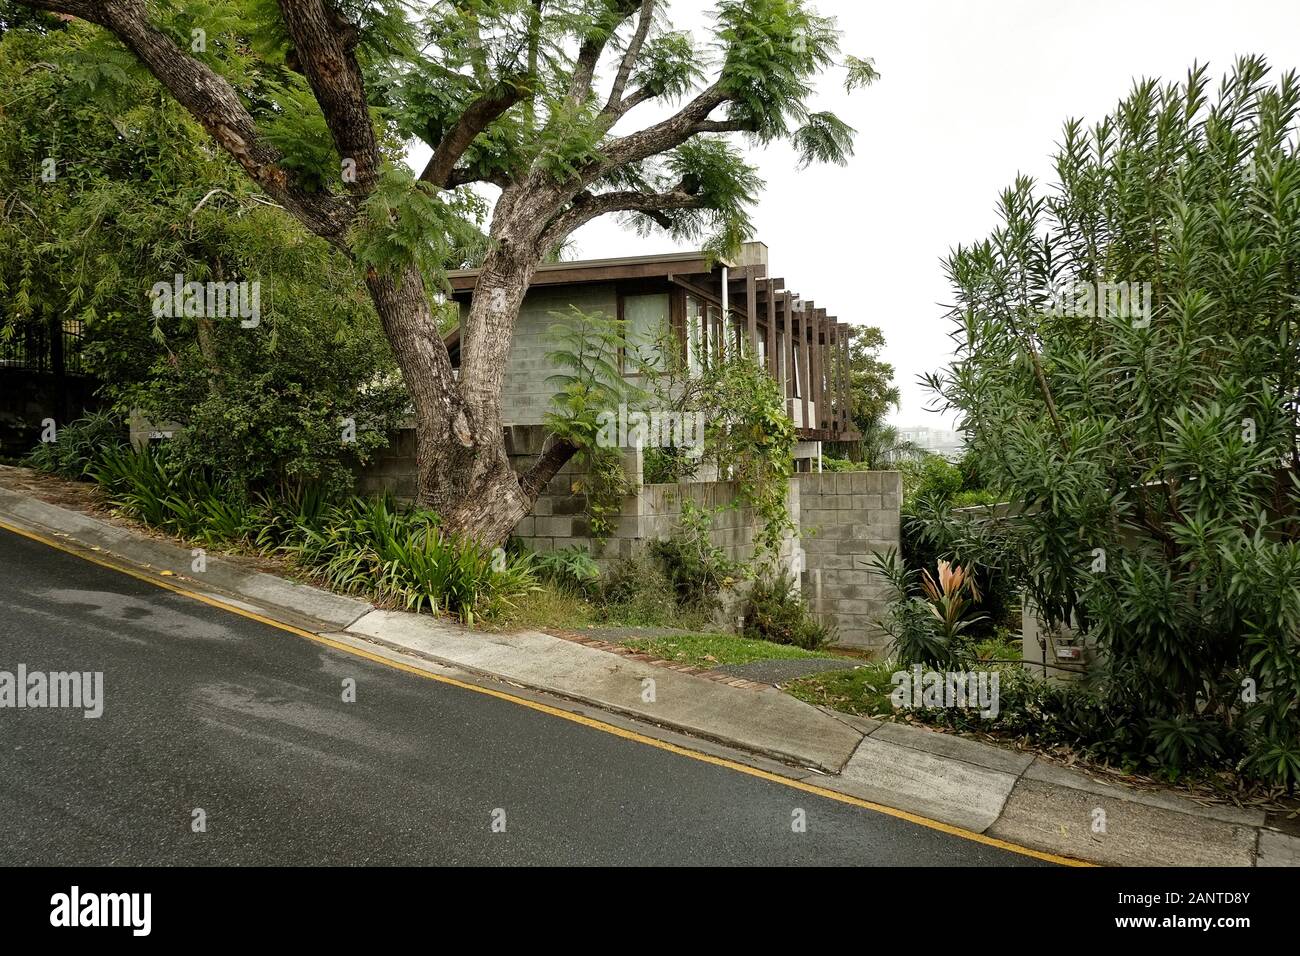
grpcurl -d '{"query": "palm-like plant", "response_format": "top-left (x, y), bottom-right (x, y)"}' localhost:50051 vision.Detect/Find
top-left (920, 559), bottom-right (987, 644)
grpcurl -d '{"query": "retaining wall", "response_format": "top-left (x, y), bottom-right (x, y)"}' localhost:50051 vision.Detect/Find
top-left (357, 425), bottom-right (900, 650)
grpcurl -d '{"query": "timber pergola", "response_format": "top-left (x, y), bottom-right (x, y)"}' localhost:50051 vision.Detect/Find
top-left (446, 243), bottom-right (859, 443)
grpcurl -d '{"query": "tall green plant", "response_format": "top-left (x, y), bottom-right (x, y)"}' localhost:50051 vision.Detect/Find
top-left (924, 57), bottom-right (1300, 785)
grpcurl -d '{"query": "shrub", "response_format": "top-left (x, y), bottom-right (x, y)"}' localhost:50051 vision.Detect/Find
top-left (869, 550), bottom-right (988, 668)
top-left (597, 553), bottom-right (680, 625)
top-left (86, 445), bottom-right (533, 624)
top-left (922, 58), bottom-right (1300, 786)
top-left (530, 545), bottom-right (601, 594)
top-left (870, 550), bottom-right (961, 667)
top-left (89, 445), bottom-right (251, 543)
top-left (26, 411), bottom-right (128, 480)
top-left (643, 446), bottom-right (702, 484)
top-left (646, 500), bottom-right (739, 613)
top-left (740, 570), bottom-right (835, 649)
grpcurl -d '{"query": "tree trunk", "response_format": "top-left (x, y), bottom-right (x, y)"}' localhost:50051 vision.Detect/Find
top-left (363, 206), bottom-right (577, 546)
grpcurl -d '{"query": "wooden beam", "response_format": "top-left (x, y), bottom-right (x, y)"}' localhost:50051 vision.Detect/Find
top-left (797, 300), bottom-right (811, 433)
top-left (803, 301), bottom-right (818, 432)
top-left (448, 255), bottom-right (719, 292)
top-left (765, 279), bottom-right (779, 380)
top-left (816, 308), bottom-right (829, 432)
top-left (829, 318), bottom-right (842, 435)
top-left (745, 271), bottom-right (758, 357)
top-left (826, 319), bottom-right (837, 434)
top-left (784, 292), bottom-right (797, 412)
top-left (840, 324), bottom-right (853, 435)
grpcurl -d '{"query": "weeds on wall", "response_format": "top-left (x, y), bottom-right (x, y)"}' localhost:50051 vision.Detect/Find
top-left (639, 321), bottom-right (798, 562)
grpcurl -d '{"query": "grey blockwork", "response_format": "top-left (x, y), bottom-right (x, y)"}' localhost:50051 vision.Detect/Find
top-left (474, 284), bottom-right (620, 427)
top-left (358, 424), bottom-right (901, 652)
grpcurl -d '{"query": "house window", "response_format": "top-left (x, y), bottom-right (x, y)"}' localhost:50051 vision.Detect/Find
top-left (792, 343), bottom-right (802, 397)
top-left (622, 292), bottom-right (670, 372)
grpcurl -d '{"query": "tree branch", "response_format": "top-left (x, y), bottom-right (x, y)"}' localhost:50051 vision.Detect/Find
top-left (18, 0), bottom-right (355, 241)
top-left (537, 181), bottom-right (705, 251)
top-left (276, 0), bottom-right (380, 193)
top-left (445, 165), bottom-right (511, 189)
top-left (419, 78), bottom-right (527, 187)
top-left (602, 0), bottom-right (655, 115)
top-left (519, 436), bottom-right (577, 503)
top-left (591, 82), bottom-right (728, 176)
top-left (564, 0), bottom-right (640, 107)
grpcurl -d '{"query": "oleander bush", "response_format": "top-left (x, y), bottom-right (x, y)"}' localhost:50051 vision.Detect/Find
top-left (916, 57), bottom-right (1300, 786)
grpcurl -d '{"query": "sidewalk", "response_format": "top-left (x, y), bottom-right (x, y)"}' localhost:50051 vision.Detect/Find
top-left (2, 476), bottom-right (1296, 867)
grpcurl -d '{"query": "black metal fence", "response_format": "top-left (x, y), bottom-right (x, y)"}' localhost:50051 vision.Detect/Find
top-left (0, 317), bottom-right (85, 375)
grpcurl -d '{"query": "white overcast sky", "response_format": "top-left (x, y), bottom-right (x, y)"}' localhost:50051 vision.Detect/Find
top-left (407, 0), bottom-right (1300, 428)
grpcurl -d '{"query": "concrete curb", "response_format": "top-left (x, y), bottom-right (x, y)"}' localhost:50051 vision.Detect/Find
top-left (1, 483), bottom-right (1294, 867)
top-left (0, 486), bottom-right (371, 632)
top-left (338, 610), bottom-right (862, 772)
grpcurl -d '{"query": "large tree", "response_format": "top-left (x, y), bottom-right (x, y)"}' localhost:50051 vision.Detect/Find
top-left (13, 0), bottom-right (875, 542)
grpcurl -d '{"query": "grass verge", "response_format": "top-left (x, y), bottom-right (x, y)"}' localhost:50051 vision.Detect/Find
top-left (622, 632), bottom-right (838, 669)
top-left (784, 659), bottom-right (899, 718)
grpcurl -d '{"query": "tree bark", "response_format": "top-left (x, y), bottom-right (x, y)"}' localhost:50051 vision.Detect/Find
top-left (363, 206), bottom-right (578, 546)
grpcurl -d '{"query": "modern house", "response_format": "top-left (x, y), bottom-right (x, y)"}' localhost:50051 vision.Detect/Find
top-left (442, 241), bottom-right (860, 469)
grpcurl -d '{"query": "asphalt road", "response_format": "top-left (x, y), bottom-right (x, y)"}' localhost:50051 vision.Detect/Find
top-left (0, 526), bottom-right (1046, 866)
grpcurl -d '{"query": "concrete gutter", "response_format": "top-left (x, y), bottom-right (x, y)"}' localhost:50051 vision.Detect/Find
top-left (1, 483), bottom-right (1295, 867)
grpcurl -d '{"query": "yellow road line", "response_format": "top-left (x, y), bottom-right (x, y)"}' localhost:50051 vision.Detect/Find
top-left (0, 516), bottom-right (1091, 866)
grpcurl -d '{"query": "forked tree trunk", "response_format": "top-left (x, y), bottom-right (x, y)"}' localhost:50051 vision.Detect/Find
top-left (363, 207), bottom-right (577, 546)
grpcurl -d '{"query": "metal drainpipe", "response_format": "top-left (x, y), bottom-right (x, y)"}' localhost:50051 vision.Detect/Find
top-left (817, 441), bottom-right (822, 473)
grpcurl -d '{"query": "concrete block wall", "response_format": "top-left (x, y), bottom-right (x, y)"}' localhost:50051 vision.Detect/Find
top-left (356, 426), bottom-right (901, 650)
top-left (355, 425), bottom-right (419, 500)
top-left (796, 471), bottom-right (901, 650)
top-left (504, 423), bottom-right (642, 559)
top-left (467, 284), bottom-right (620, 427)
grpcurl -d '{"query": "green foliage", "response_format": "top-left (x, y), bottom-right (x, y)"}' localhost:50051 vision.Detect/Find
top-left (632, 136), bottom-right (764, 259)
top-left (870, 550), bottom-right (965, 668)
top-left (640, 325), bottom-right (797, 560)
top-left (529, 544), bottom-right (601, 594)
top-left (898, 453), bottom-right (1015, 638)
top-left (625, 630), bottom-right (832, 668)
top-left (646, 499), bottom-right (740, 614)
top-left (715, 0), bottom-right (837, 144)
top-left (544, 306), bottom-right (643, 541)
top-left (25, 411), bottom-right (127, 479)
top-left (0, 18), bottom-right (421, 498)
top-left (842, 55), bottom-right (880, 93)
top-left (643, 445), bottom-right (702, 484)
top-left (631, 30), bottom-right (704, 100)
top-left (86, 444), bottom-right (534, 623)
top-left (922, 57), bottom-right (1300, 786)
top-left (824, 324), bottom-right (900, 467)
top-left (597, 552), bottom-right (681, 625)
top-left (350, 163), bottom-right (488, 285)
top-left (791, 111), bottom-right (855, 169)
top-left (740, 568), bottom-right (835, 649)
